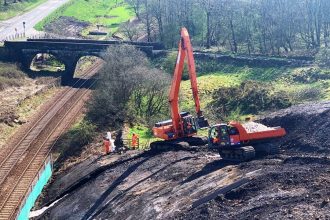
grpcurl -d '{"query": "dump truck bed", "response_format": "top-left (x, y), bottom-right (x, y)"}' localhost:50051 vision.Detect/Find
top-left (230, 121), bottom-right (286, 142)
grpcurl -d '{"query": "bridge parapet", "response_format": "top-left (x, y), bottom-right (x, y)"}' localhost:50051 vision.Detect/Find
top-left (27, 38), bottom-right (165, 50)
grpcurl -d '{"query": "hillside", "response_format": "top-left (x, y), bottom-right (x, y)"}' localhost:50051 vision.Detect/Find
top-left (33, 101), bottom-right (330, 219)
top-left (153, 53), bottom-right (330, 122)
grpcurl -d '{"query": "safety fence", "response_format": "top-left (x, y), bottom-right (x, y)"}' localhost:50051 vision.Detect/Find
top-left (16, 155), bottom-right (53, 220)
top-left (122, 138), bottom-right (154, 150)
top-left (0, 32), bottom-right (26, 43)
top-left (122, 138), bottom-right (140, 150)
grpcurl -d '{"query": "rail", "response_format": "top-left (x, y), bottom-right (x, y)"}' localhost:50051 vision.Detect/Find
top-left (0, 61), bottom-right (102, 219)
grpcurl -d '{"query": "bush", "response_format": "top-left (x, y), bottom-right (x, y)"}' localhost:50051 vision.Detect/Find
top-left (289, 67), bottom-right (330, 83)
top-left (209, 81), bottom-right (292, 120)
top-left (69, 120), bottom-right (96, 147)
top-left (315, 48), bottom-right (330, 67)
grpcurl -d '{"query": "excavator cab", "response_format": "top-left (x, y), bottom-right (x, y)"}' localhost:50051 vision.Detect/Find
top-left (182, 113), bottom-right (198, 136)
top-left (208, 124), bottom-right (231, 148)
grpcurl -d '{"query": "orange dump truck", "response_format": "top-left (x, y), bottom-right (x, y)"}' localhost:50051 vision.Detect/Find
top-left (208, 121), bottom-right (286, 161)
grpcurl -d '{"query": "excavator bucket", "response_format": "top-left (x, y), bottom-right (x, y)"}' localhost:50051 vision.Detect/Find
top-left (197, 116), bottom-right (209, 129)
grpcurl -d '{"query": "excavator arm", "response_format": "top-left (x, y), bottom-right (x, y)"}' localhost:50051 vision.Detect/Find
top-left (152, 27), bottom-right (208, 141)
top-left (169, 28), bottom-right (208, 135)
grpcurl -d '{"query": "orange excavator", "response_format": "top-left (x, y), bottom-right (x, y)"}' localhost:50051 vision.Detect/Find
top-left (152, 27), bottom-right (209, 143)
top-left (151, 27), bottom-right (286, 161)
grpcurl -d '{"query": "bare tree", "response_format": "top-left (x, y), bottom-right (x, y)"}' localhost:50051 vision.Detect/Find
top-left (120, 21), bottom-right (141, 41)
top-left (88, 45), bottom-right (170, 127)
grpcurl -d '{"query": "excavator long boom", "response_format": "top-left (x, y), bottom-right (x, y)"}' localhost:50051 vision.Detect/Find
top-left (169, 28), bottom-right (206, 135)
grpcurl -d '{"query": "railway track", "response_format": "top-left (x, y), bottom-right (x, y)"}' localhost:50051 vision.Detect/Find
top-left (0, 61), bottom-right (103, 219)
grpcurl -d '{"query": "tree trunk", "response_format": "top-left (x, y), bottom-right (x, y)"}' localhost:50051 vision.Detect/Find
top-left (230, 18), bottom-right (237, 53)
top-left (206, 12), bottom-right (211, 49)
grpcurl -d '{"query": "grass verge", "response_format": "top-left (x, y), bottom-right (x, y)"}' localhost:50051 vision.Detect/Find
top-left (0, 87), bottom-right (60, 148)
top-left (35, 0), bottom-right (133, 34)
top-left (0, 0), bottom-right (47, 21)
top-left (0, 62), bottom-right (26, 90)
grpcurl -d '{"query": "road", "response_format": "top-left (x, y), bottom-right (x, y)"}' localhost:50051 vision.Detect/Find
top-left (0, 0), bottom-right (70, 41)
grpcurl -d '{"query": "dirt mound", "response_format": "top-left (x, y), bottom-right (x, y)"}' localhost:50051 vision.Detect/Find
top-left (179, 155), bottom-right (330, 220)
top-left (261, 101), bottom-right (330, 154)
top-left (44, 16), bottom-right (89, 38)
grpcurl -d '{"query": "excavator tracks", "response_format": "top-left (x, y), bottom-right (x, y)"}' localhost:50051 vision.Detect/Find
top-left (0, 61), bottom-right (103, 220)
top-left (219, 146), bottom-right (256, 161)
top-left (150, 136), bottom-right (208, 152)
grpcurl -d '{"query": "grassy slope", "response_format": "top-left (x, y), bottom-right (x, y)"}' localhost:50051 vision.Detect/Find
top-left (180, 65), bottom-right (330, 114)
top-left (0, 62), bottom-right (26, 90)
top-left (35, 0), bottom-right (133, 33)
top-left (0, 87), bottom-right (59, 147)
top-left (0, 0), bottom-right (47, 21)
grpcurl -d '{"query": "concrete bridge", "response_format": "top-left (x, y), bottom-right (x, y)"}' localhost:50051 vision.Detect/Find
top-left (3, 39), bottom-right (164, 84)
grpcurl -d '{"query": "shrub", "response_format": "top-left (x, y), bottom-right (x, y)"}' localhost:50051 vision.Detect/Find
top-left (69, 120), bottom-right (96, 147)
top-left (54, 120), bottom-right (96, 164)
top-left (315, 48), bottom-right (330, 67)
top-left (290, 67), bottom-right (330, 83)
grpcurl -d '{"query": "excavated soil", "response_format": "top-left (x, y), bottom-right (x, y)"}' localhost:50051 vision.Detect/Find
top-left (34, 101), bottom-right (330, 219)
top-left (44, 16), bottom-right (89, 38)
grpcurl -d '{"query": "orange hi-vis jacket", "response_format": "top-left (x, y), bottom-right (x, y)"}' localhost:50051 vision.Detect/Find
top-left (104, 139), bottom-right (111, 154)
top-left (131, 134), bottom-right (139, 149)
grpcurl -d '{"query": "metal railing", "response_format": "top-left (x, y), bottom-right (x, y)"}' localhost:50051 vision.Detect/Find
top-left (0, 32), bottom-right (77, 43)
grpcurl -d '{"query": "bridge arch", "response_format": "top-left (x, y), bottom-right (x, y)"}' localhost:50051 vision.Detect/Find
top-left (29, 52), bottom-right (65, 74)
top-left (74, 55), bottom-right (105, 78)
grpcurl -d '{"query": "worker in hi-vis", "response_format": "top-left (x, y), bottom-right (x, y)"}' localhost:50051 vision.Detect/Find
top-left (103, 136), bottom-right (111, 155)
top-left (107, 132), bottom-right (116, 152)
top-left (131, 133), bottom-right (139, 150)
top-left (103, 132), bottom-right (116, 154)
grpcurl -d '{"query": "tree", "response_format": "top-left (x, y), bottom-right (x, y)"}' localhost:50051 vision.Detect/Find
top-left (125, 0), bottom-right (142, 19)
top-left (87, 45), bottom-right (170, 127)
top-left (120, 21), bottom-right (141, 41)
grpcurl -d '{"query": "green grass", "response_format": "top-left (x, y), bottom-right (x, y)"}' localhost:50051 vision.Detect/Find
top-left (35, 0), bottom-right (133, 34)
top-left (0, 0), bottom-right (47, 21)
